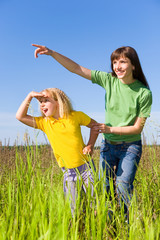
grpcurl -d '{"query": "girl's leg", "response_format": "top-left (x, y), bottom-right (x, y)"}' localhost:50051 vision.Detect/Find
top-left (62, 161), bottom-right (95, 215)
top-left (77, 160), bottom-right (95, 212)
top-left (79, 159), bottom-right (95, 196)
top-left (62, 168), bottom-right (77, 215)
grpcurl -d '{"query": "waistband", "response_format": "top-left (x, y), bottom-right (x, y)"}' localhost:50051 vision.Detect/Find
top-left (106, 140), bottom-right (133, 145)
top-left (61, 159), bottom-right (95, 172)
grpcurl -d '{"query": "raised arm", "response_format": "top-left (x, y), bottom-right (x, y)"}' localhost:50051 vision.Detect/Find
top-left (16, 91), bottom-right (44, 128)
top-left (83, 119), bottom-right (99, 155)
top-left (32, 44), bottom-right (91, 80)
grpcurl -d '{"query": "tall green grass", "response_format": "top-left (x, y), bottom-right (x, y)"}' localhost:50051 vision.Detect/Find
top-left (0, 144), bottom-right (160, 239)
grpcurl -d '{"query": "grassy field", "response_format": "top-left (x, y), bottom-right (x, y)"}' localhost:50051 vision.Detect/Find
top-left (0, 143), bottom-right (160, 240)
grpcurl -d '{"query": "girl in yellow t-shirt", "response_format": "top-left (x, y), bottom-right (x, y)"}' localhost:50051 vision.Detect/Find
top-left (16, 87), bottom-right (98, 215)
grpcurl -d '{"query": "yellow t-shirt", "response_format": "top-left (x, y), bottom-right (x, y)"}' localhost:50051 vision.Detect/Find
top-left (35, 111), bottom-right (91, 168)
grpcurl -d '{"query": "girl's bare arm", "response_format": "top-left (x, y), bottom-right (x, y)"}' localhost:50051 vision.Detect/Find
top-left (83, 119), bottom-right (99, 155)
top-left (16, 91), bottom-right (43, 128)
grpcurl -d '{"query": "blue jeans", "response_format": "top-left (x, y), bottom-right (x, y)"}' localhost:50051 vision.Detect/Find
top-left (99, 138), bottom-right (142, 212)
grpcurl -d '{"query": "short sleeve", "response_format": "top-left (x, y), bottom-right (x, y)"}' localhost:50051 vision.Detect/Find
top-left (74, 111), bottom-right (91, 126)
top-left (139, 91), bottom-right (152, 118)
top-left (91, 70), bottom-right (111, 88)
top-left (34, 116), bottom-right (45, 130)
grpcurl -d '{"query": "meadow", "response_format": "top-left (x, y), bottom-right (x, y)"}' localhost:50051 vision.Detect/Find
top-left (0, 142), bottom-right (160, 240)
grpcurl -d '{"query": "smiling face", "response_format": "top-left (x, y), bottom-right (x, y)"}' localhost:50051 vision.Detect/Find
top-left (112, 56), bottom-right (135, 84)
top-left (39, 91), bottom-right (59, 119)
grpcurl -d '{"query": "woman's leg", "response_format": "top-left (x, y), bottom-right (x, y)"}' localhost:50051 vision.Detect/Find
top-left (115, 141), bottom-right (142, 212)
top-left (99, 139), bottom-right (118, 192)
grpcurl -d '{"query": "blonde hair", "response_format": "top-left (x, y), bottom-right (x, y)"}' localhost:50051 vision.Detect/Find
top-left (42, 88), bottom-right (73, 118)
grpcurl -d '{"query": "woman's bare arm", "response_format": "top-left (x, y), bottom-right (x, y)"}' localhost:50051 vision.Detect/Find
top-left (32, 44), bottom-right (92, 80)
top-left (93, 117), bottom-right (146, 135)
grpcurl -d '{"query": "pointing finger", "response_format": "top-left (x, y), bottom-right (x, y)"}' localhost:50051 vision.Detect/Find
top-left (32, 43), bottom-right (43, 48)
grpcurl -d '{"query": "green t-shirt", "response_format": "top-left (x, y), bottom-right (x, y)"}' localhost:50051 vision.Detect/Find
top-left (91, 70), bottom-right (152, 142)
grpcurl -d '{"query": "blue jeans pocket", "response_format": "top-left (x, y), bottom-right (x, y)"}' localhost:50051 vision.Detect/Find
top-left (122, 142), bottom-right (142, 158)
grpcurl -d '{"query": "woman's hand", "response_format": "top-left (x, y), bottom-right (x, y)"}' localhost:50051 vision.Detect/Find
top-left (93, 123), bottom-right (111, 134)
top-left (32, 44), bottom-right (53, 58)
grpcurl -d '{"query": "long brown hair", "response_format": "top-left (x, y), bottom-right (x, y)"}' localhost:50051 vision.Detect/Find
top-left (111, 46), bottom-right (150, 89)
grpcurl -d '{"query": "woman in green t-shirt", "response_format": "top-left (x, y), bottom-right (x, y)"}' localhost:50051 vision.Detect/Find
top-left (32, 44), bottom-right (152, 220)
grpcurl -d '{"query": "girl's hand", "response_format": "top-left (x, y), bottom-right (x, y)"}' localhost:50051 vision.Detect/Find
top-left (83, 144), bottom-right (93, 155)
top-left (93, 123), bottom-right (111, 134)
top-left (29, 91), bottom-right (46, 101)
top-left (32, 44), bottom-right (52, 58)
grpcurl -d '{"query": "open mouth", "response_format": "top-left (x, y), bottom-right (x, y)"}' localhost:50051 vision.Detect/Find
top-left (43, 109), bottom-right (48, 114)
